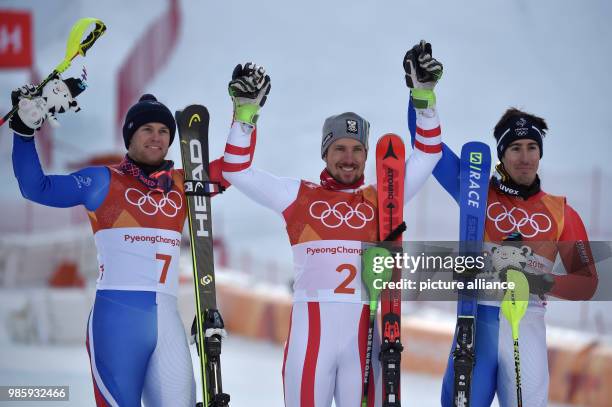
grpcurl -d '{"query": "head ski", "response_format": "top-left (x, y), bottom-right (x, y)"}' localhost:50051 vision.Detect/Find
top-left (176, 105), bottom-right (230, 407)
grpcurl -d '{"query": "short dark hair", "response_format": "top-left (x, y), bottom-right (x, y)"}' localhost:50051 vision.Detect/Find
top-left (494, 107), bottom-right (548, 140)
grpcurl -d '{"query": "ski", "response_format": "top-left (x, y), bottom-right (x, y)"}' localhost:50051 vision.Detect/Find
top-left (453, 142), bottom-right (491, 407)
top-left (376, 133), bottom-right (406, 407)
top-left (176, 105), bottom-right (230, 407)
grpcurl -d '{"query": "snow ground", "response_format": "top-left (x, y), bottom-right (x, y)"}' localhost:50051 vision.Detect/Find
top-left (0, 335), bottom-right (572, 407)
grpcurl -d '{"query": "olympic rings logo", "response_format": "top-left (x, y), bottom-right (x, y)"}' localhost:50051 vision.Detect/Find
top-left (309, 200), bottom-right (375, 229)
top-left (124, 188), bottom-right (183, 217)
top-left (486, 202), bottom-right (552, 238)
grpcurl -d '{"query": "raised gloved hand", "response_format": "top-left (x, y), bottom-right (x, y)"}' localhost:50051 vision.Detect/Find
top-left (9, 85), bottom-right (46, 136)
top-left (403, 40), bottom-right (443, 109)
top-left (228, 62), bottom-right (271, 126)
top-left (9, 75), bottom-right (86, 136)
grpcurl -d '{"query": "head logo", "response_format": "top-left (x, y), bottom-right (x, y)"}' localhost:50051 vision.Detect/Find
top-left (346, 119), bottom-right (358, 134)
top-left (470, 152), bottom-right (482, 165)
top-left (516, 118), bottom-right (527, 127)
top-left (189, 113), bottom-right (201, 127)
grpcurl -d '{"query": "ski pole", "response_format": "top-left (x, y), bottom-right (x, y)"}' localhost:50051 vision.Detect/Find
top-left (361, 246), bottom-right (393, 407)
top-left (0, 17), bottom-right (106, 127)
top-left (501, 269), bottom-right (529, 407)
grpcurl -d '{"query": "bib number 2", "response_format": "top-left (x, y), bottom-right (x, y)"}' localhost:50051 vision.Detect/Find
top-left (334, 263), bottom-right (357, 294)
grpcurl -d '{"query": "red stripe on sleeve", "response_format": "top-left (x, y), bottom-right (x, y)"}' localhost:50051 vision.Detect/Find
top-left (416, 126), bottom-right (441, 138)
top-left (301, 302), bottom-right (321, 407)
top-left (224, 144), bottom-right (251, 155)
top-left (415, 140), bottom-right (442, 153)
top-left (221, 161), bottom-right (251, 173)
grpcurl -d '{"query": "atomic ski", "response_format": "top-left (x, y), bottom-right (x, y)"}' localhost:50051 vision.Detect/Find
top-left (176, 105), bottom-right (230, 407)
top-left (453, 142), bottom-right (491, 407)
top-left (376, 133), bottom-right (406, 407)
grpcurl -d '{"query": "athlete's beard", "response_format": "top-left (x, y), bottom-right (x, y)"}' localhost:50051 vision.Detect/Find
top-left (327, 162), bottom-right (365, 185)
top-left (331, 170), bottom-right (361, 185)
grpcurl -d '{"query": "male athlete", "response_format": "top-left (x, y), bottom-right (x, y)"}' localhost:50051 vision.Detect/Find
top-left (405, 42), bottom-right (598, 407)
top-left (10, 83), bottom-right (228, 406)
top-left (221, 50), bottom-right (443, 406)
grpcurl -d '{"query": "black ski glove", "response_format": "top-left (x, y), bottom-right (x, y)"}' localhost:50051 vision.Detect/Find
top-left (500, 267), bottom-right (555, 296)
top-left (9, 85), bottom-right (45, 136)
top-left (228, 62), bottom-right (271, 125)
top-left (403, 40), bottom-right (443, 109)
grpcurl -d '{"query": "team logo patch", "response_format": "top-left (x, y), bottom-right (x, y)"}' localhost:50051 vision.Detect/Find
top-left (514, 118), bottom-right (529, 136)
top-left (346, 119), bottom-right (358, 134)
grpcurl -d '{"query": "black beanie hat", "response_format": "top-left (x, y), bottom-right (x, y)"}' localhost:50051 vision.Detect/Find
top-left (493, 115), bottom-right (544, 160)
top-left (122, 94), bottom-right (176, 149)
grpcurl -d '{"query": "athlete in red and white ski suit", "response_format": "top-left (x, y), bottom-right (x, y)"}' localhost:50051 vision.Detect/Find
top-left (222, 105), bottom-right (442, 406)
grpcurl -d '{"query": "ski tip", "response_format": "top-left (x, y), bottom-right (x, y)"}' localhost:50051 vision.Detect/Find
top-left (461, 141), bottom-right (491, 153)
top-left (377, 133), bottom-right (402, 142)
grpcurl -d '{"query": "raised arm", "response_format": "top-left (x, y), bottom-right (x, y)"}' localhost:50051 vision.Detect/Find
top-left (402, 41), bottom-right (461, 203)
top-left (10, 85), bottom-right (109, 211)
top-left (222, 123), bottom-right (299, 214)
top-left (221, 63), bottom-right (300, 215)
top-left (400, 40), bottom-right (448, 202)
top-left (404, 106), bottom-right (442, 202)
top-left (408, 99), bottom-right (460, 203)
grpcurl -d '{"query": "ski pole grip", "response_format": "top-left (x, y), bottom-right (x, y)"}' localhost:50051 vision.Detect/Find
top-left (78, 20), bottom-right (107, 56)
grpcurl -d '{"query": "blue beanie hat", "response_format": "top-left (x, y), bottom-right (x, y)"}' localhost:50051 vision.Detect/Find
top-left (122, 94), bottom-right (176, 149)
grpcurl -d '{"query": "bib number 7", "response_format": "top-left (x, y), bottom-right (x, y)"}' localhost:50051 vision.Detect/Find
top-left (156, 253), bottom-right (172, 284)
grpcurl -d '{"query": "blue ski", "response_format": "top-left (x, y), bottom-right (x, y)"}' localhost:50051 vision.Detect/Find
top-left (453, 141), bottom-right (491, 407)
